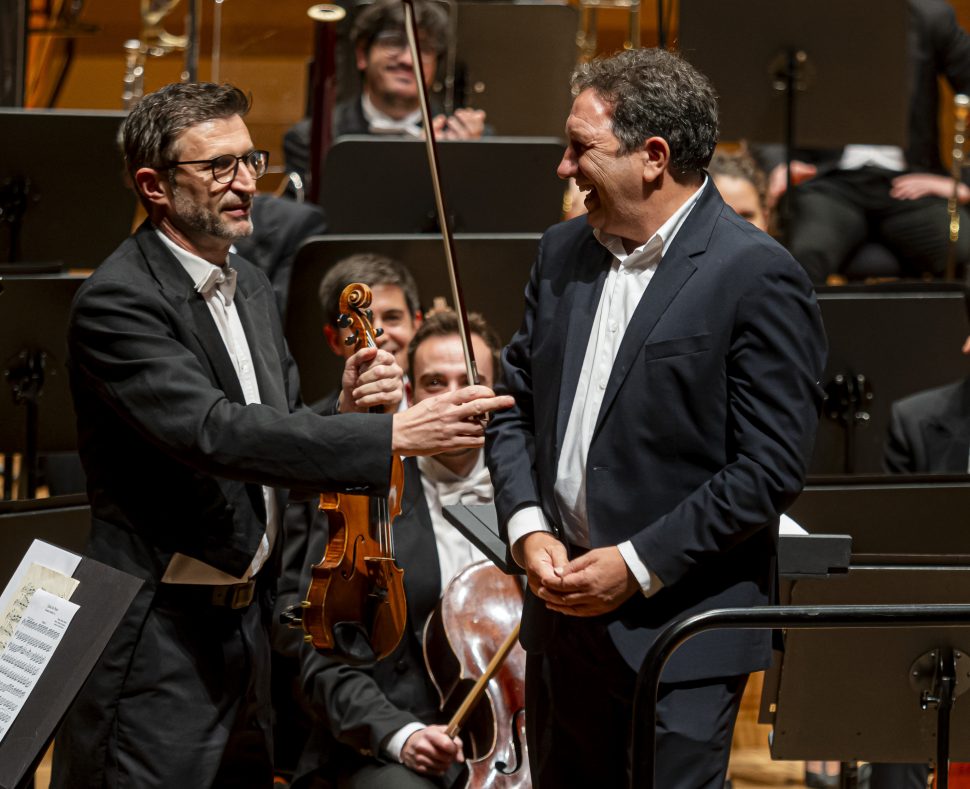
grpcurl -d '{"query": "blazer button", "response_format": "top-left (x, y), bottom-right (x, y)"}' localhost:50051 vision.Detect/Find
top-left (395, 659), bottom-right (409, 674)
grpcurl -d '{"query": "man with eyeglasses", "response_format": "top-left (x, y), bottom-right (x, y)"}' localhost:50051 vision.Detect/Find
top-left (284, 0), bottom-right (486, 186)
top-left (50, 81), bottom-right (511, 789)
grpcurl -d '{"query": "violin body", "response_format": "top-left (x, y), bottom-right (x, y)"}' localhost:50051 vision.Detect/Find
top-left (302, 456), bottom-right (407, 662)
top-left (424, 561), bottom-right (531, 788)
top-left (300, 282), bottom-right (408, 664)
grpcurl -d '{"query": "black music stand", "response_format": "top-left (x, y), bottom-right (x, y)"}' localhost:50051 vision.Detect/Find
top-left (679, 0), bottom-right (908, 233)
top-left (0, 275), bottom-right (85, 499)
top-left (452, 3), bottom-right (577, 137)
top-left (765, 478), bottom-right (970, 766)
top-left (284, 234), bottom-right (538, 403)
top-left (0, 109), bottom-right (134, 268)
top-left (315, 137), bottom-right (563, 232)
top-left (443, 503), bottom-right (517, 576)
top-left (0, 538), bottom-right (141, 789)
top-left (678, 0), bottom-right (908, 150)
top-left (811, 283), bottom-right (969, 475)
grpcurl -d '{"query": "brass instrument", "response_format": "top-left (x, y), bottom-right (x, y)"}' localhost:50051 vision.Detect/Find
top-left (576, 0), bottom-right (640, 63)
top-left (120, 0), bottom-right (200, 110)
top-left (945, 93), bottom-right (969, 280)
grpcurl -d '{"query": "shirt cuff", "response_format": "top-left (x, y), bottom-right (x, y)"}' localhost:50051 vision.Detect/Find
top-left (617, 541), bottom-right (664, 598)
top-left (507, 506), bottom-right (554, 567)
top-left (384, 722), bottom-right (426, 763)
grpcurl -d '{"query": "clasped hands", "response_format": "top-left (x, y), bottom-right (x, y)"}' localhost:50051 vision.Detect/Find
top-left (339, 347), bottom-right (514, 455)
top-left (516, 532), bottom-right (640, 617)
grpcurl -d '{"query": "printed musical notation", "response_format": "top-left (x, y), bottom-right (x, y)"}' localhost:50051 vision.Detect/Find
top-left (0, 589), bottom-right (78, 741)
top-left (0, 563), bottom-right (78, 652)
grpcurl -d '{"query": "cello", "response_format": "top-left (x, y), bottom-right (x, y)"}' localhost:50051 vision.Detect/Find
top-left (299, 282), bottom-right (407, 664)
top-left (424, 561), bottom-right (530, 788)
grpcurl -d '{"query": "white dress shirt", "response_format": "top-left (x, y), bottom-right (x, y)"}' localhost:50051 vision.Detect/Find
top-left (383, 450), bottom-right (493, 762)
top-left (506, 178), bottom-right (707, 595)
top-left (156, 229), bottom-right (279, 584)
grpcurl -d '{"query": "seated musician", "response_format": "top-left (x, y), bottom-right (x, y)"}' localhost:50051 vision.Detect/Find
top-left (708, 146), bottom-right (771, 234)
top-left (272, 252), bottom-right (426, 771)
top-left (284, 0), bottom-right (486, 185)
top-left (287, 310), bottom-right (503, 789)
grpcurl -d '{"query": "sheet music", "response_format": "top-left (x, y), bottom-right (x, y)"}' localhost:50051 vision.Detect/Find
top-left (0, 589), bottom-right (78, 743)
top-left (0, 564), bottom-right (79, 652)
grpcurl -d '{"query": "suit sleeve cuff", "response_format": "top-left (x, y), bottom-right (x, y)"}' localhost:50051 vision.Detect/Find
top-left (383, 722), bottom-right (426, 763)
top-left (507, 506), bottom-right (553, 567)
top-left (617, 541), bottom-right (664, 597)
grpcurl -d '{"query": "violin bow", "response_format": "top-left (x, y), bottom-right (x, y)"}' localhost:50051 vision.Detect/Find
top-left (401, 0), bottom-right (481, 387)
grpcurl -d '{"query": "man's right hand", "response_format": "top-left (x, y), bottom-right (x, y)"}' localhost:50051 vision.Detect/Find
top-left (401, 725), bottom-right (464, 776)
top-left (514, 531), bottom-right (569, 599)
top-left (391, 385), bottom-right (513, 456)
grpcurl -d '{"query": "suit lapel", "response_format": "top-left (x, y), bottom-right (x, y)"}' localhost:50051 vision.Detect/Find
top-left (232, 254), bottom-right (288, 411)
top-left (136, 223), bottom-right (247, 405)
top-left (554, 234), bottom-right (612, 452)
top-left (592, 181), bottom-right (719, 436)
top-left (395, 459), bottom-right (441, 645)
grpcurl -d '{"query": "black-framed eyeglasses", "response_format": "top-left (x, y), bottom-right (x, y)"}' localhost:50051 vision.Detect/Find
top-left (162, 149), bottom-right (269, 184)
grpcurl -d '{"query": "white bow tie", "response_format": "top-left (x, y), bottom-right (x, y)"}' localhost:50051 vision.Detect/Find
top-left (199, 266), bottom-right (237, 306)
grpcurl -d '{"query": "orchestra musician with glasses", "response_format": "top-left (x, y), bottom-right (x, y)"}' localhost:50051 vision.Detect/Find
top-left (50, 81), bottom-right (511, 789)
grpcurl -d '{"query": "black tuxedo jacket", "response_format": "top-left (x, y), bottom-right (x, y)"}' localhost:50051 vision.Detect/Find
top-left (486, 183), bottom-right (827, 683)
top-left (884, 376), bottom-right (970, 473)
top-left (293, 457), bottom-right (463, 785)
top-left (68, 220), bottom-right (393, 587)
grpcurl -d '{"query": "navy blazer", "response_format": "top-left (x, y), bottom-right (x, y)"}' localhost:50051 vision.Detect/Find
top-left (486, 183), bottom-right (827, 682)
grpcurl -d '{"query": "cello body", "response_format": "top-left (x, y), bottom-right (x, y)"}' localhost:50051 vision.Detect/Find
top-left (424, 561), bottom-right (531, 788)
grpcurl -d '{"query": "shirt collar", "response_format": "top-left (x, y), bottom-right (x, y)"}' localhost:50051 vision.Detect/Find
top-left (155, 227), bottom-right (233, 296)
top-left (595, 175), bottom-right (708, 267)
top-left (361, 93), bottom-right (423, 137)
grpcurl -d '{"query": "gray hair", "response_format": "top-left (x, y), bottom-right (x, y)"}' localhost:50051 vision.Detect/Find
top-left (571, 48), bottom-right (718, 176)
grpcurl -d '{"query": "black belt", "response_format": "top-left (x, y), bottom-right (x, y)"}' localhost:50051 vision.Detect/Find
top-left (155, 580), bottom-right (257, 610)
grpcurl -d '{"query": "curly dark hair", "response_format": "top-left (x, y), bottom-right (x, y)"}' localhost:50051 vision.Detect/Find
top-left (352, 0), bottom-right (449, 56)
top-left (571, 48), bottom-right (718, 176)
top-left (122, 82), bottom-right (251, 180)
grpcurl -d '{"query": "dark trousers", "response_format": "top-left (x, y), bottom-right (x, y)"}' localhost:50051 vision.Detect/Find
top-left (786, 167), bottom-right (970, 284)
top-left (52, 586), bottom-right (275, 788)
top-left (869, 763), bottom-right (931, 789)
top-left (524, 616), bottom-right (746, 789)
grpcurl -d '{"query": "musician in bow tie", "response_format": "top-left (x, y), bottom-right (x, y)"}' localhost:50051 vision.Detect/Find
top-left (289, 309), bottom-right (505, 789)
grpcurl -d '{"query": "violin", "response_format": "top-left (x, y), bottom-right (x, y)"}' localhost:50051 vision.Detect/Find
top-left (300, 282), bottom-right (407, 664)
top-left (424, 561), bottom-right (530, 788)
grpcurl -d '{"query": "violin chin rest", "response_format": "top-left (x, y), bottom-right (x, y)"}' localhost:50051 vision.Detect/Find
top-left (333, 620), bottom-right (377, 665)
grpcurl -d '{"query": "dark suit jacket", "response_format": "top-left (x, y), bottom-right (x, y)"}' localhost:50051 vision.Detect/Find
top-left (292, 457), bottom-right (462, 787)
top-left (884, 376), bottom-right (970, 473)
top-left (485, 183), bottom-right (827, 683)
top-left (758, 0), bottom-right (970, 182)
top-left (233, 194), bottom-right (327, 318)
